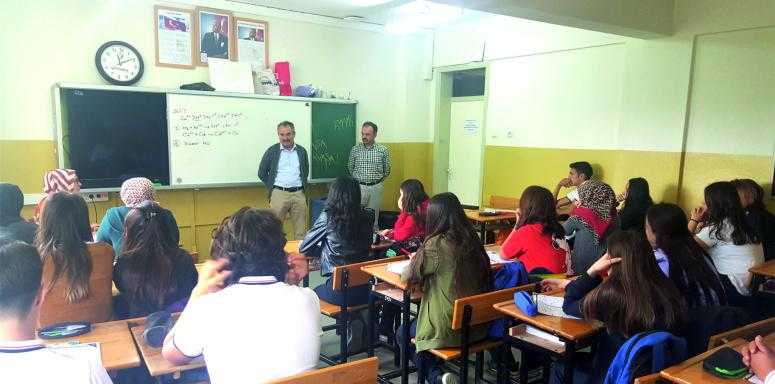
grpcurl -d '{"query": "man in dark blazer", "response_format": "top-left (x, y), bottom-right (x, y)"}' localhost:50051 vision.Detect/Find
top-left (258, 121), bottom-right (310, 240)
top-left (200, 20), bottom-right (228, 60)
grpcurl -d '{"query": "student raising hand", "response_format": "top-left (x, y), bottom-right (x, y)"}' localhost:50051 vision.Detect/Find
top-left (740, 336), bottom-right (775, 381)
top-left (586, 252), bottom-right (621, 278)
top-left (190, 258), bottom-right (232, 300)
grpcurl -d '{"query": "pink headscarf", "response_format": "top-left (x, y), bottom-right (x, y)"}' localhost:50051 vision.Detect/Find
top-left (120, 178), bottom-right (157, 208)
top-left (43, 169), bottom-right (80, 194)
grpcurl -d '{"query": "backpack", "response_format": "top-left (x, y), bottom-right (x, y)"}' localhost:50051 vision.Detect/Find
top-left (603, 331), bottom-right (687, 384)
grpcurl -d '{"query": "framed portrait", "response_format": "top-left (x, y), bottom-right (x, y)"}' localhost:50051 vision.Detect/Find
top-left (194, 7), bottom-right (234, 66)
top-left (154, 6), bottom-right (195, 68)
top-left (234, 17), bottom-right (269, 72)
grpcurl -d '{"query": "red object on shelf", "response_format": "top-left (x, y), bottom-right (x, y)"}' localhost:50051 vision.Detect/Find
top-left (274, 61), bottom-right (292, 96)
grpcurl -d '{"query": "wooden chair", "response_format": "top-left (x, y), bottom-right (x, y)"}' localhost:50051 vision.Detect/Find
top-left (420, 283), bottom-right (536, 384)
top-left (489, 195), bottom-right (519, 210)
top-left (268, 357), bottom-right (379, 384)
top-left (320, 257), bottom-right (405, 365)
top-left (707, 316), bottom-right (775, 349)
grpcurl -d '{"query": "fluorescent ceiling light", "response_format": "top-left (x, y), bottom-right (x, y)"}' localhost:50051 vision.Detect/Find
top-left (385, 0), bottom-right (462, 34)
top-left (351, 0), bottom-right (393, 6)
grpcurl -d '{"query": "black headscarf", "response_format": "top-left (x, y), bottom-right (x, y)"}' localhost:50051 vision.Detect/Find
top-left (0, 183), bottom-right (24, 226)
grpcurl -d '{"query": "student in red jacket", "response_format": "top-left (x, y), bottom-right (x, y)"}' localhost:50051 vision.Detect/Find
top-left (380, 179), bottom-right (429, 252)
top-left (500, 186), bottom-right (569, 273)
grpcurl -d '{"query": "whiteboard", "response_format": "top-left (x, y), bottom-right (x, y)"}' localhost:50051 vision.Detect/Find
top-left (167, 93), bottom-right (311, 187)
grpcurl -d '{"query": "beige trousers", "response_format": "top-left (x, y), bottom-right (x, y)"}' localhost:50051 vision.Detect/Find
top-left (270, 189), bottom-right (308, 240)
top-left (359, 182), bottom-right (383, 230)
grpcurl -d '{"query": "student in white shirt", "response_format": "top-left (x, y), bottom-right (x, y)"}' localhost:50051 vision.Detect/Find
top-left (0, 239), bottom-right (112, 384)
top-left (554, 161), bottom-right (593, 209)
top-left (740, 335), bottom-right (775, 384)
top-left (162, 208), bottom-right (320, 384)
top-left (689, 181), bottom-right (764, 304)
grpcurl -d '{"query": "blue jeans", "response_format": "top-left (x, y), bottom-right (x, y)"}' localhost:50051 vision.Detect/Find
top-left (397, 320), bottom-right (445, 384)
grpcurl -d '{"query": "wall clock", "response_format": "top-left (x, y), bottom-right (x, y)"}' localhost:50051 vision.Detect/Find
top-left (95, 41), bottom-right (144, 86)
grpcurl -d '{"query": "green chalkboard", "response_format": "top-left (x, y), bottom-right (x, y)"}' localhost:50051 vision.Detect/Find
top-left (310, 102), bottom-right (356, 179)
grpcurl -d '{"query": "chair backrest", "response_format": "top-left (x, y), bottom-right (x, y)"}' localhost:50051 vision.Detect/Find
top-left (451, 283), bottom-right (535, 330)
top-left (268, 356), bottom-right (379, 384)
top-left (490, 195), bottom-right (519, 210)
top-left (332, 256), bottom-right (409, 291)
top-left (708, 316), bottom-right (775, 349)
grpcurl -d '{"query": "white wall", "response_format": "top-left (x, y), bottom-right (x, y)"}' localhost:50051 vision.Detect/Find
top-left (0, 0), bottom-right (433, 143)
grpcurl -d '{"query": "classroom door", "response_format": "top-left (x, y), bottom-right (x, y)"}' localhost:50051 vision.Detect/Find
top-left (448, 99), bottom-right (485, 206)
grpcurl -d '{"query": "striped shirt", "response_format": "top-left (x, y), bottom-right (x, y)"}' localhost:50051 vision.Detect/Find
top-left (348, 143), bottom-right (391, 184)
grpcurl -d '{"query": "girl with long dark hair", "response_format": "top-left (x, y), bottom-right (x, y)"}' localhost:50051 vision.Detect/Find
top-left (645, 203), bottom-right (726, 307)
top-left (500, 185), bottom-right (568, 273)
top-left (617, 177), bottom-right (654, 232)
top-left (689, 181), bottom-right (763, 301)
top-left (113, 201), bottom-right (197, 318)
top-left (35, 192), bottom-right (113, 326)
top-left (731, 178), bottom-right (775, 261)
top-left (300, 176), bottom-right (374, 306)
top-left (380, 179), bottom-right (429, 252)
top-left (398, 192), bottom-right (492, 383)
top-left (544, 231), bottom-right (686, 383)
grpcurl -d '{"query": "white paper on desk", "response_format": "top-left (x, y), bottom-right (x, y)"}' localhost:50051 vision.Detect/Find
top-left (47, 341), bottom-right (103, 367)
top-left (208, 58), bottom-right (255, 93)
top-left (535, 294), bottom-right (581, 320)
top-left (525, 325), bottom-right (563, 346)
top-left (387, 260), bottom-right (410, 274)
top-left (487, 251), bottom-right (514, 264)
top-left (747, 374), bottom-right (764, 384)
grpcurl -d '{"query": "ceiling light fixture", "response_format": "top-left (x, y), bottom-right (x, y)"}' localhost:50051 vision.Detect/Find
top-left (385, 0), bottom-right (463, 34)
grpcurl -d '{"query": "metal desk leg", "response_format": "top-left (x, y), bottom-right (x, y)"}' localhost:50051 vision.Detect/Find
top-left (563, 340), bottom-right (576, 384)
top-left (480, 221), bottom-right (486, 244)
top-left (368, 285), bottom-right (376, 357)
top-left (401, 289), bottom-right (411, 384)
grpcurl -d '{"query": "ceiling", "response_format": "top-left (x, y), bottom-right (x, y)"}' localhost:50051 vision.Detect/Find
top-left (229, 0), bottom-right (456, 25)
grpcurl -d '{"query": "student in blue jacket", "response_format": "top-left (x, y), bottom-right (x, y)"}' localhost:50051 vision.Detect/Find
top-left (542, 231), bottom-right (687, 384)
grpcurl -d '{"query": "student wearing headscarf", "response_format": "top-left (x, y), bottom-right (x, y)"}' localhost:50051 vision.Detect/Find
top-left (95, 177), bottom-right (179, 260)
top-left (562, 180), bottom-right (619, 274)
top-left (34, 169), bottom-right (81, 223)
top-left (0, 183), bottom-right (37, 244)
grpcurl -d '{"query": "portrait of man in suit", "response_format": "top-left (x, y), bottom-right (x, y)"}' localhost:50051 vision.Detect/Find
top-left (199, 12), bottom-right (230, 63)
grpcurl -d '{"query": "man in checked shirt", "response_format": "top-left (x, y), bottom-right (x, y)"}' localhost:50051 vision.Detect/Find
top-left (348, 121), bottom-right (391, 229)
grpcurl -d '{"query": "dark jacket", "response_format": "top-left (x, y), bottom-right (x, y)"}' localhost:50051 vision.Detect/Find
top-left (257, 143), bottom-right (310, 199)
top-left (299, 209), bottom-right (374, 276)
top-left (747, 207), bottom-right (775, 261)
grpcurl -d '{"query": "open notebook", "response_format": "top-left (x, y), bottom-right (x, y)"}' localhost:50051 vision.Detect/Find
top-left (534, 293), bottom-right (581, 320)
top-left (387, 260), bottom-right (411, 274)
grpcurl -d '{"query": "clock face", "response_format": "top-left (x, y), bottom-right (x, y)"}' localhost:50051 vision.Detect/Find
top-left (95, 42), bottom-right (144, 85)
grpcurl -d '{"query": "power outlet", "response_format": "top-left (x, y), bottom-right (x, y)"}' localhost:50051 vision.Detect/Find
top-left (82, 192), bottom-right (109, 202)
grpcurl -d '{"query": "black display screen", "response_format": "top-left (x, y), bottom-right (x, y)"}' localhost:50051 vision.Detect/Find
top-left (61, 88), bottom-right (169, 189)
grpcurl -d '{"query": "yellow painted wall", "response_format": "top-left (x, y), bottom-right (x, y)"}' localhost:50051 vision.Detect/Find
top-left (482, 146), bottom-right (681, 208)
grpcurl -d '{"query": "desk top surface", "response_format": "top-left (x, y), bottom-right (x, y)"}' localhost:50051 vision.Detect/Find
top-left (464, 209), bottom-right (517, 223)
top-left (493, 300), bottom-right (603, 341)
top-left (660, 332), bottom-right (775, 384)
top-left (129, 321), bottom-right (205, 377)
top-left (361, 260), bottom-right (408, 290)
top-left (750, 259), bottom-right (775, 278)
top-left (44, 319), bottom-right (141, 371)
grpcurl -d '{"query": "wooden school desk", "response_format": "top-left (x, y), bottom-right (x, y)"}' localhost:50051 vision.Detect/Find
top-left (659, 332), bottom-right (775, 383)
top-left (129, 317), bottom-right (206, 382)
top-left (464, 209), bottom-right (516, 244)
top-left (493, 298), bottom-right (604, 384)
top-left (362, 258), bottom-right (420, 384)
top-left (750, 259), bottom-right (775, 292)
top-left (44, 319), bottom-right (141, 371)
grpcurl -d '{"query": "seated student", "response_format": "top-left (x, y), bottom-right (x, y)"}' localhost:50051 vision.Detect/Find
top-left (554, 161), bottom-right (593, 209)
top-left (617, 177), bottom-right (653, 232)
top-left (0, 183), bottom-right (37, 244)
top-left (740, 335), bottom-right (775, 384)
top-left (95, 177), bottom-right (179, 260)
top-left (732, 178), bottom-right (775, 261)
top-left (0, 240), bottom-right (112, 384)
top-left (689, 181), bottom-right (764, 305)
top-left (299, 176), bottom-right (374, 306)
top-left (162, 208), bottom-right (320, 383)
top-left (113, 201), bottom-right (197, 319)
top-left (645, 203), bottom-right (726, 307)
top-left (563, 180), bottom-right (618, 274)
top-left (34, 169), bottom-right (81, 223)
top-left (379, 179), bottom-right (429, 252)
top-left (35, 192), bottom-right (113, 327)
top-left (499, 185), bottom-right (568, 273)
top-left (398, 192), bottom-right (492, 384)
top-left (543, 231), bottom-right (686, 384)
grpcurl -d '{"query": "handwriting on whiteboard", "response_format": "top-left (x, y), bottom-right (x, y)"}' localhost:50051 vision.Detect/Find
top-left (169, 109), bottom-right (244, 147)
